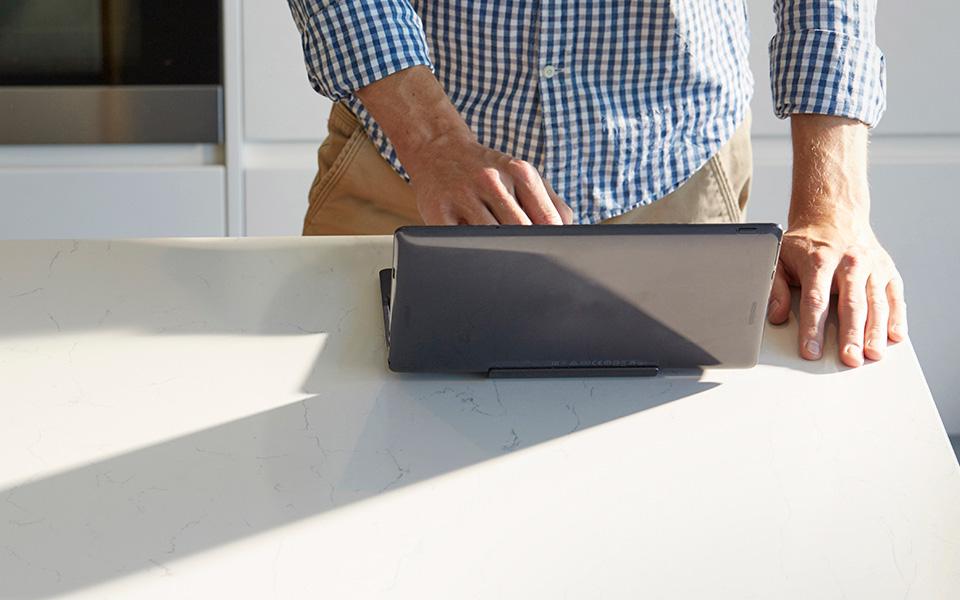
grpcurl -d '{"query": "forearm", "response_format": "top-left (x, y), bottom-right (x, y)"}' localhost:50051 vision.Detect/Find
top-left (356, 66), bottom-right (474, 173)
top-left (788, 114), bottom-right (871, 229)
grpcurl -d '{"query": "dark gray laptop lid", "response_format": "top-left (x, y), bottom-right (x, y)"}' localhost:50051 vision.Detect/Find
top-left (382, 224), bottom-right (782, 375)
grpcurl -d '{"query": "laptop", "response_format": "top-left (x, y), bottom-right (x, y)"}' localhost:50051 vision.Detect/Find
top-left (379, 224), bottom-right (782, 377)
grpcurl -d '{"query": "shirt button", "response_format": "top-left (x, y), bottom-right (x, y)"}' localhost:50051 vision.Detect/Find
top-left (541, 64), bottom-right (557, 79)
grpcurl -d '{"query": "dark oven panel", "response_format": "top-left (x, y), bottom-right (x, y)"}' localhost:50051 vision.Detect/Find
top-left (0, 0), bottom-right (223, 144)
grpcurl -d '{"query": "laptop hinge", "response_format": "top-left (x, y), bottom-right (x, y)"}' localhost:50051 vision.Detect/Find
top-left (378, 268), bottom-right (392, 347)
top-left (488, 365), bottom-right (660, 378)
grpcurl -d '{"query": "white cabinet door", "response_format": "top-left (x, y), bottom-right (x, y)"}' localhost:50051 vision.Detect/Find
top-left (244, 168), bottom-right (316, 236)
top-left (0, 167), bottom-right (225, 240)
top-left (242, 1), bottom-right (331, 142)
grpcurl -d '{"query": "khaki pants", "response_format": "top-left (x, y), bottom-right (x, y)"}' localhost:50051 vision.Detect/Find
top-left (303, 103), bottom-right (752, 235)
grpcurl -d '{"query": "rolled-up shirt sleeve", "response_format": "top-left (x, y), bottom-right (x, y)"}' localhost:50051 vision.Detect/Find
top-left (769, 0), bottom-right (886, 127)
top-left (287, 0), bottom-right (434, 101)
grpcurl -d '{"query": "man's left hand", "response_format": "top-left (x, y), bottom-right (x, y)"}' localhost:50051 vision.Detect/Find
top-left (767, 221), bottom-right (907, 367)
top-left (766, 114), bottom-right (908, 368)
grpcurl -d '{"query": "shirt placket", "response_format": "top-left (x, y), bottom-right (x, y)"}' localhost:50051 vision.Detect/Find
top-left (537, 0), bottom-right (571, 216)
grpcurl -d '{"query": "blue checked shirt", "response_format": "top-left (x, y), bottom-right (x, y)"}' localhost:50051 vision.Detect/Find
top-left (288, 1), bottom-right (886, 223)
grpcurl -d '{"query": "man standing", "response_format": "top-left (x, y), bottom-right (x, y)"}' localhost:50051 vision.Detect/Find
top-left (288, 0), bottom-right (907, 368)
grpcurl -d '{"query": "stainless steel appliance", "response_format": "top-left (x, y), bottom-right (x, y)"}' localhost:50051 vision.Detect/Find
top-left (0, 0), bottom-right (222, 144)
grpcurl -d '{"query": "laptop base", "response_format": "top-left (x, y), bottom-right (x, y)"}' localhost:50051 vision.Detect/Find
top-left (488, 366), bottom-right (660, 378)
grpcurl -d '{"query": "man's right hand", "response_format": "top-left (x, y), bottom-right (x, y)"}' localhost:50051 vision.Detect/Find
top-left (403, 133), bottom-right (572, 225)
top-left (356, 66), bottom-right (573, 226)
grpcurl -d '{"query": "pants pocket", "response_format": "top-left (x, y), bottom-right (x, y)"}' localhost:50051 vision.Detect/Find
top-left (706, 153), bottom-right (743, 223)
top-left (710, 111), bottom-right (753, 222)
top-left (304, 107), bottom-right (367, 228)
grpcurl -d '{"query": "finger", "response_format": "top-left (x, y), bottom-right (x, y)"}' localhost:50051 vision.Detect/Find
top-left (797, 252), bottom-right (838, 361)
top-left (510, 161), bottom-right (563, 225)
top-left (485, 192), bottom-right (531, 224)
top-left (544, 178), bottom-right (575, 225)
top-left (863, 274), bottom-right (889, 361)
top-left (836, 253), bottom-right (869, 367)
top-left (767, 261), bottom-right (791, 325)
top-left (458, 200), bottom-right (499, 226)
top-left (470, 168), bottom-right (530, 225)
top-left (886, 275), bottom-right (908, 342)
top-left (482, 179), bottom-right (532, 225)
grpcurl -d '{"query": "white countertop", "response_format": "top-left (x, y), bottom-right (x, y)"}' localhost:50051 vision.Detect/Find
top-left (0, 237), bottom-right (958, 599)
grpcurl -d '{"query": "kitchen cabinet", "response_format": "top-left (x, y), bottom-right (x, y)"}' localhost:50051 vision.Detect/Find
top-left (0, 167), bottom-right (225, 239)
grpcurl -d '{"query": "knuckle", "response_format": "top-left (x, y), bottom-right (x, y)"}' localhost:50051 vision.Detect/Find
top-left (476, 168), bottom-right (502, 188)
top-left (888, 276), bottom-right (905, 294)
top-left (867, 289), bottom-right (887, 306)
top-left (887, 285), bottom-right (906, 305)
top-left (508, 159), bottom-right (535, 177)
top-left (809, 249), bottom-right (834, 270)
top-left (802, 288), bottom-right (829, 311)
top-left (840, 251), bottom-right (864, 270)
top-left (839, 295), bottom-right (865, 312)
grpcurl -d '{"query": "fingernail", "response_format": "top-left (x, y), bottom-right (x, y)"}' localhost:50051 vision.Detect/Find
top-left (892, 323), bottom-right (906, 337)
top-left (844, 343), bottom-right (863, 361)
top-left (866, 338), bottom-right (880, 349)
top-left (768, 298), bottom-right (780, 314)
top-left (804, 340), bottom-right (821, 357)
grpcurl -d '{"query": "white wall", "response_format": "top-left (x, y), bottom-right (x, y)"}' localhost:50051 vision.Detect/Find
top-left (745, 0), bottom-right (960, 433)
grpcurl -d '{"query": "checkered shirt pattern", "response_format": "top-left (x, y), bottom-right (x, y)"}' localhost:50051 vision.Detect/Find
top-left (288, 0), bottom-right (885, 223)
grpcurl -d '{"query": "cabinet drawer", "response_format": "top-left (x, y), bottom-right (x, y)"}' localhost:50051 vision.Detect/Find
top-left (0, 167), bottom-right (225, 239)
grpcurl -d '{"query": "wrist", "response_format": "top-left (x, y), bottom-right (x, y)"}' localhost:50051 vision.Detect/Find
top-left (356, 66), bottom-right (475, 172)
top-left (788, 114), bottom-right (871, 230)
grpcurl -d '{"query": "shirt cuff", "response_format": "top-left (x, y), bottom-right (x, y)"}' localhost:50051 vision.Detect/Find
top-left (298, 0), bottom-right (434, 101)
top-left (769, 29), bottom-right (886, 127)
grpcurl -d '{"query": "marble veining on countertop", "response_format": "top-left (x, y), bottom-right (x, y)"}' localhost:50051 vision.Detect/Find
top-left (0, 237), bottom-right (958, 599)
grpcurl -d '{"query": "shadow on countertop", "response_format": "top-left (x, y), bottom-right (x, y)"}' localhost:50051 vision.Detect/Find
top-left (0, 238), bottom-right (724, 598)
top-left (0, 376), bottom-right (717, 598)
